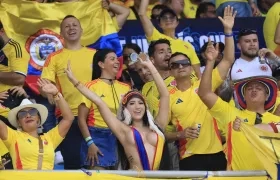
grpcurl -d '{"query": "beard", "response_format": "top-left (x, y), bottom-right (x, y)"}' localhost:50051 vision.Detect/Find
top-left (242, 49), bottom-right (258, 59)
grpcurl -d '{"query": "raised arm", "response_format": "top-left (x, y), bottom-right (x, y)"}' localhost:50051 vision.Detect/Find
top-left (37, 79), bottom-right (74, 138)
top-left (274, 19), bottom-right (280, 45)
top-left (216, 6), bottom-right (236, 80)
top-left (198, 42), bottom-right (219, 109)
top-left (138, 0), bottom-right (155, 37)
top-left (102, 0), bottom-right (130, 29)
top-left (65, 62), bottom-right (128, 142)
top-left (138, 53), bottom-right (169, 130)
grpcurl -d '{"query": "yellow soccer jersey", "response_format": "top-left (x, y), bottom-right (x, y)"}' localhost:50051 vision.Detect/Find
top-left (169, 68), bottom-right (223, 160)
top-left (3, 126), bottom-right (63, 170)
top-left (263, 2), bottom-right (280, 51)
top-left (82, 79), bottom-right (130, 128)
top-left (0, 39), bottom-right (28, 118)
top-left (142, 76), bottom-right (176, 132)
top-left (41, 47), bottom-right (96, 116)
top-left (0, 140), bottom-right (8, 157)
top-left (209, 97), bottom-right (280, 170)
top-left (183, 0), bottom-right (198, 18)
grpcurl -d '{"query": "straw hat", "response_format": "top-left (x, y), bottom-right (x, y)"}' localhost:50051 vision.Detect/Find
top-left (234, 76), bottom-right (278, 112)
top-left (8, 99), bottom-right (48, 129)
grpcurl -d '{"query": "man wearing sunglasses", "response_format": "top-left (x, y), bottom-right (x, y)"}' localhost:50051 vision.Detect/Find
top-left (167, 6), bottom-right (236, 170)
top-left (141, 38), bottom-right (180, 170)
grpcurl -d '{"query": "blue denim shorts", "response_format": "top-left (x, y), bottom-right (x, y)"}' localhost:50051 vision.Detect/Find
top-left (80, 126), bottom-right (117, 167)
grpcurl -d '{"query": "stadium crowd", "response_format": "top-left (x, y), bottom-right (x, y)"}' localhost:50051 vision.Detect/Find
top-left (0, 0), bottom-right (280, 175)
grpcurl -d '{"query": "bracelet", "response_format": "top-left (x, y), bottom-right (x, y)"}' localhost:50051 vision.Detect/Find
top-left (85, 136), bottom-right (92, 142)
top-left (87, 140), bottom-right (94, 147)
top-left (53, 92), bottom-right (62, 101)
top-left (224, 33), bottom-right (233, 37)
top-left (74, 81), bottom-right (81, 87)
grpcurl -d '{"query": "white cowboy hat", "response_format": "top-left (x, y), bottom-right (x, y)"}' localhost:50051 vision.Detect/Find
top-left (8, 99), bottom-right (48, 129)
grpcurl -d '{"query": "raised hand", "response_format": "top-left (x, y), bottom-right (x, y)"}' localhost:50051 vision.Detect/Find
top-left (205, 38), bottom-right (219, 62)
top-left (37, 79), bottom-right (58, 96)
top-left (218, 6), bottom-right (237, 31)
top-left (65, 61), bottom-right (78, 85)
top-left (101, 0), bottom-right (110, 10)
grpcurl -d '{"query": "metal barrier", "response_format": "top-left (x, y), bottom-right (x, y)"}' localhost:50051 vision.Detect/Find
top-left (0, 170), bottom-right (268, 179)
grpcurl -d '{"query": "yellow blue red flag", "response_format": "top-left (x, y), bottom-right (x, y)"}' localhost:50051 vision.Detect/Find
top-left (0, 0), bottom-right (122, 93)
top-left (241, 123), bottom-right (280, 180)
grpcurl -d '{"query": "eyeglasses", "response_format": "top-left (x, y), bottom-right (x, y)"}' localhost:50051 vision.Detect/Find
top-left (160, 15), bottom-right (176, 21)
top-left (17, 108), bottom-right (39, 119)
top-left (170, 59), bottom-right (191, 69)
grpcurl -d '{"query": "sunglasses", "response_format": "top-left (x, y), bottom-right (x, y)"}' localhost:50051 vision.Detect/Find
top-left (170, 59), bottom-right (191, 69)
top-left (240, 29), bottom-right (257, 34)
top-left (17, 108), bottom-right (39, 119)
top-left (160, 15), bottom-right (176, 21)
top-left (238, 29), bottom-right (257, 39)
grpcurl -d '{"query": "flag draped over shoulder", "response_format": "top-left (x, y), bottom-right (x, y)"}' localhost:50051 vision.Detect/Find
top-left (0, 0), bottom-right (122, 93)
top-left (240, 123), bottom-right (280, 180)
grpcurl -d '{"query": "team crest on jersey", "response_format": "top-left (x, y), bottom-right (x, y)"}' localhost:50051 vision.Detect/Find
top-left (170, 80), bottom-right (177, 86)
top-left (25, 29), bottom-right (64, 71)
top-left (44, 140), bottom-right (48, 145)
top-left (260, 65), bottom-right (268, 72)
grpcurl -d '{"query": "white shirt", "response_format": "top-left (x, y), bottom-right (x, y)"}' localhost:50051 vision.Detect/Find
top-left (230, 57), bottom-right (272, 81)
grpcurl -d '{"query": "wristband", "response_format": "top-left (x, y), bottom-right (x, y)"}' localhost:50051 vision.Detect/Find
top-left (224, 33), bottom-right (233, 37)
top-left (85, 136), bottom-right (92, 142)
top-left (53, 92), bottom-right (62, 101)
top-left (87, 140), bottom-right (94, 147)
